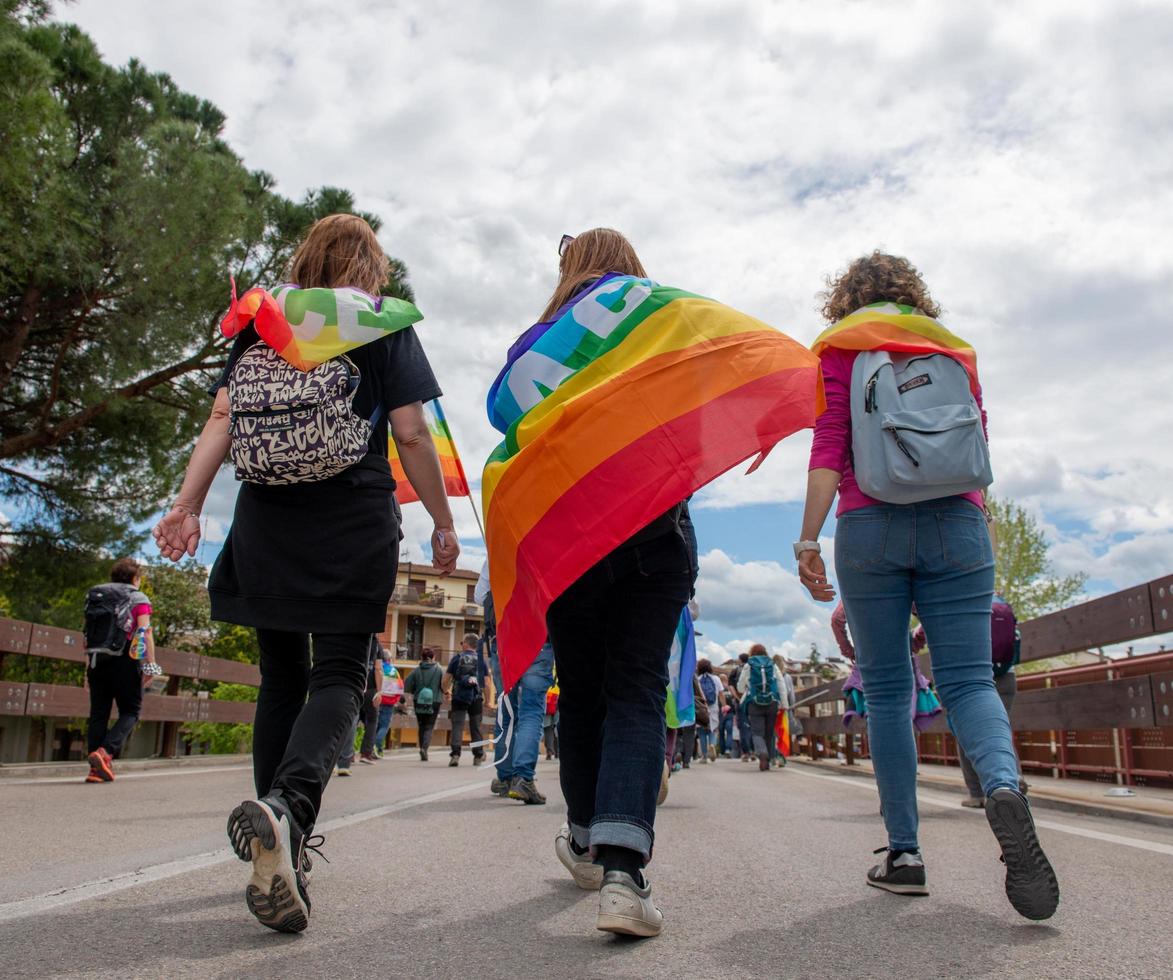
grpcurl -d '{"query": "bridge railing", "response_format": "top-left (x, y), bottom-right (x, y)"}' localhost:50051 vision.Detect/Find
top-left (790, 573), bottom-right (1173, 786)
top-left (0, 619), bottom-right (465, 758)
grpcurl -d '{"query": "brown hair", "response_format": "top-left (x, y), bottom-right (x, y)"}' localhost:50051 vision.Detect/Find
top-left (110, 558), bottom-right (141, 584)
top-left (462, 633), bottom-right (480, 649)
top-left (697, 658), bottom-right (713, 674)
top-left (820, 250), bottom-right (941, 323)
top-left (749, 643), bottom-right (768, 657)
top-left (288, 214), bottom-right (390, 295)
top-left (421, 646), bottom-right (437, 661)
top-left (540, 228), bottom-right (648, 321)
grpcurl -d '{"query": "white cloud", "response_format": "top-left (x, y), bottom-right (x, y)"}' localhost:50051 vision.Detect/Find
top-left (694, 548), bottom-right (812, 630)
top-left (61, 0), bottom-right (1173, 595)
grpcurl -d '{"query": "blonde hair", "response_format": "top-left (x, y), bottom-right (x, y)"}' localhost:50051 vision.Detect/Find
top-left (820, 250), bottom-right (941, 323)
top-left (540, 227), bottom-right (647, 321)
top-left (288, 214), bottom-right (390, 295)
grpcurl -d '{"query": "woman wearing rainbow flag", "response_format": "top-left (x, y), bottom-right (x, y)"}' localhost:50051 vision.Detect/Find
top-left (484, 228), bottom-right (822, 938)
top-left (795, 252), bottom-right (1059, 920)
top-left (155, 214), bottom-right (460, 934)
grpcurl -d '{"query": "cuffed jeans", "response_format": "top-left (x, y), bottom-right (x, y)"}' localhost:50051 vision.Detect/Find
top-left (494, 643), bottom-right (555, 781)
top-left (548, 529), bottom-right (694, 862)
top-left (836, 499), bottom-right (1019, 851)
top-left (254, 629), bottom-right (369, 832)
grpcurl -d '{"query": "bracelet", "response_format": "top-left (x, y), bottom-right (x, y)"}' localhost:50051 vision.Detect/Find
top-left (172, 504), bottom-right (200, 518)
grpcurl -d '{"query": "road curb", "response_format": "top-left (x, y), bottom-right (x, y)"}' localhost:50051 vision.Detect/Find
top-left (790, 758), bottom-right (1173, 830)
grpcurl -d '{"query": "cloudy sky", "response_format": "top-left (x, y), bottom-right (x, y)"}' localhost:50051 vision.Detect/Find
top-left (62, 0), bottom-right (1173, 661)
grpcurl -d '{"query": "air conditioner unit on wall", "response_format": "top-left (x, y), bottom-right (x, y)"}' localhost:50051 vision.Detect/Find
top-left (441, 618), bottom-right (455, 629)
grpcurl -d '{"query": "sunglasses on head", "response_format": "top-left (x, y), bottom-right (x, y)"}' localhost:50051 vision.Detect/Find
top-left (558, 234), bottom-right (575, 257)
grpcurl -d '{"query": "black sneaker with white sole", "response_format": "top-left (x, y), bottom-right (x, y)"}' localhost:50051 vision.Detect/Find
top-left (985, 787), bottom-right (1060, 920)
top-left (866, 847), bottom-right (929, 896)
top-left (226, 795), bottom-right (313, 933)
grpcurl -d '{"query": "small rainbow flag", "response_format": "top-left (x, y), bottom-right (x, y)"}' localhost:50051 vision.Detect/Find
top-left (388, 398), bottom-right (471, 505)
top-left (221, 279), bottom-right (423, 371)
top-left (811, 302), bottom-right (979, 393)
top-left (665, 607), bottom-right (697, 729)
top-left (485, 274), bottom-right (823, 688)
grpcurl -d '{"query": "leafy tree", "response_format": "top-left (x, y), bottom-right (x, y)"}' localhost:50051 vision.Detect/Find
top-left (181, 681), bottom-right (256, 754)
top-left (140, 559), bottom-right (211, 650)
top-left (988, 496), bottom-right (1086, 621)
top-left (0, 8), bottom-right (412, 557)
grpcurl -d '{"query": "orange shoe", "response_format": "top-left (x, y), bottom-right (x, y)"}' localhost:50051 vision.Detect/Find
top-left (84, 768), bottom-right (105, 783)
top-left (87, 748), bottom-right (114, 781)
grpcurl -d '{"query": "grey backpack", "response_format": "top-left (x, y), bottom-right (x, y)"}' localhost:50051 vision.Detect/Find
top-left (850, 350), bottom-right (992, 504)
top-left (228, 344), bottom-right (372, 485)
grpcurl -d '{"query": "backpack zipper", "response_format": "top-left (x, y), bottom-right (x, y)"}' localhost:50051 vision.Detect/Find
top-left (890, 430), bottom-right (920, 466)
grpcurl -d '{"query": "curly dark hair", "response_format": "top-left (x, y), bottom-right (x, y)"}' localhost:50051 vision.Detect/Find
top-left (820, 250), bottom-right (941, 323)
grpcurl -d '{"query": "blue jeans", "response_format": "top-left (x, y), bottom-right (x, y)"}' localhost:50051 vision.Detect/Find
top-left (697, 723), bottom-right (714, 758)
top-left (836, 499), bottom-right (1019, 851)
top-left (736, 699), bottom-right (753, 755)
top-left (374, 703), bottom-right (396, 749)
top-left (719, 709), bottom-right (733, 754)
top-left (547, 529), bottom-right (695, 861)
top-left (493, 643), bottom-right (555, 781)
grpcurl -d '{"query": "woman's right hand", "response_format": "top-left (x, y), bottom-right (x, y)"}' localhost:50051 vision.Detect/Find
top-left (798, 550), bottom-right (836, 602)
top-left (153, 507), bottom-right (201, 562)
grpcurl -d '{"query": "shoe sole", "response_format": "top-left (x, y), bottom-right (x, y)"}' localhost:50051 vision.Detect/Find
top-left (866, 878), bottom-right (929, 896)
top-left (227, 800), bottom-right (309, 933)
top-left (986, 788), bottom-right (1060, 920)
top-left (84, 773), bottom-right (104, 784)
top-left (507, 788), bottom-right (546, 804)
top-left (87, 751), bottom-right (114, 781)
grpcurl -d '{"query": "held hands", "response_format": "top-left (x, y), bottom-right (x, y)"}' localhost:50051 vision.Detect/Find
top-left (431, 525), bottom-right (460, 575)
top-left (153, 507), bottom-right (201, 562)
top-left (798, 550), bottom-right (836, 602)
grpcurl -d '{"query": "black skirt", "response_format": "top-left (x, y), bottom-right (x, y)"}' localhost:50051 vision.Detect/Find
top-left (209, 454), bottom-right (400, 634)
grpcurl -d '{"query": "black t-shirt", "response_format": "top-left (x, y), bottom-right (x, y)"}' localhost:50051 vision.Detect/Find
top-left (211, 325), bottom-right (442, 457)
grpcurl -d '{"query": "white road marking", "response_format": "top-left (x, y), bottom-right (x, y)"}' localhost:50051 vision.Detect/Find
top-left (787, 766), bottom-right (1173, 857)
top-left (0, 752), bottom-right (420, 787)
top-left (0, 779), bottom-right (487, 923)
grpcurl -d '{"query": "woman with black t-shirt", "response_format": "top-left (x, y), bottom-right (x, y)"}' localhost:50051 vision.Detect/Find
top-left (154, 214), bottom-right (459, 933)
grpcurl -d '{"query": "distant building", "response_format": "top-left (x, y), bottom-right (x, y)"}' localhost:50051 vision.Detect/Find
top-left (380, 563), bottom-right (483, 666)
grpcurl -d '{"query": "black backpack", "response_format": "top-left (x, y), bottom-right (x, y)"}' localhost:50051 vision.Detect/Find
top-left (452, 652), bottom-right (480, 705)
top-left (84, 583), bottom-right (135, 658)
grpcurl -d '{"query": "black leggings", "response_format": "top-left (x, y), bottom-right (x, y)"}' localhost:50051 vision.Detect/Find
top-left (253, 629), bottom-right (370, 831)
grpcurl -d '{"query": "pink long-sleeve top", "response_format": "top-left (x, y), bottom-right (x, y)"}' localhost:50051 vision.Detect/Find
top-left (809, 348), bottom-right (987, 517)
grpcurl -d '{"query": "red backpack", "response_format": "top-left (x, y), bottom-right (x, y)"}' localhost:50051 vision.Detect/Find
top-left (991, 594), bottom-right (1020, 676)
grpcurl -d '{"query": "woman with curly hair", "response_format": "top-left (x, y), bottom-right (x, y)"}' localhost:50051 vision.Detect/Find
top-left (794, 252), bottom-right (1059, 920)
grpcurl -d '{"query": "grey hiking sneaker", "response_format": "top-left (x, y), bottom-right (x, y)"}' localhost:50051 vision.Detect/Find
top-left (508, 776), bottom-right (546, 804)
top-left (866, 847), bottom-right (929, 896)
top-left (597, 870), bottom-right (663, 937)
top-left (490, 777), bottom-right (511, 797)
top-left (226, 795), bottom-right (312, 933)
top-left (985, 787), bottom-right (1060, 920)
top-left (555, 823), bottom-right (603, 890)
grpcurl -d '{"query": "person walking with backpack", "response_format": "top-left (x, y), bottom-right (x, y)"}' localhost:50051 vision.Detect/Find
top-left (373, 645), bottom-right (404, 757)
top-left (153, 213), bottom-right (459, 934)
top-left (695, 659), bottom-right (725, 763)
top-left (82, 558), bottom-right (161, 782)
top-left (404, 647), bottom-right (444, 760)
top-left (795, 251), bottom-right (1058, 920)
top-left (442, 633), bottom-right (487, 767)
top-left (736, 644), bottom-right (785, 771)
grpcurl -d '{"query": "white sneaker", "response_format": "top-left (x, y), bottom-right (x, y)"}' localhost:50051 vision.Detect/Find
top-left (555, 823), bottom-right (603, 890)
top-left (596, 870), bottom-right (663, 937)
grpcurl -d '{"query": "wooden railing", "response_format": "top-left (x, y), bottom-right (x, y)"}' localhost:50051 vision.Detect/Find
top-left (790, 574), bottom-right (1173, 785)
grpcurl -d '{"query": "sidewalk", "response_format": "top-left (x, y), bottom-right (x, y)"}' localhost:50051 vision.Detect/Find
top-left (0, 753), bottom-right (252, 780)
top-left (792, 756), bottom-right (1173, 828)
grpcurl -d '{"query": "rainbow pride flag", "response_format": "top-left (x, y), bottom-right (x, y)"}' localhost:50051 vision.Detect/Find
top-left (811, 302), bottom-right (979, 393)
top-left (388, 398), bottom-right (472, 505)
top-left (665, 607), bottom-right (697, 729)
top-left (221, 279), bottom-right (423, 371)
top-left (485, 274), bottom-right (823, 688)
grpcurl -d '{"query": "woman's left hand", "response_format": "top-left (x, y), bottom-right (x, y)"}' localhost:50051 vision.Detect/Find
top-left (153, 507), bottom-right (201, 562)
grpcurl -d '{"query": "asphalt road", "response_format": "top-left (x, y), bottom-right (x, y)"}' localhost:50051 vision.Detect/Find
top-left (2, 752), bottom-right (1171, 979)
